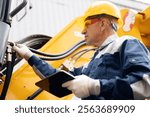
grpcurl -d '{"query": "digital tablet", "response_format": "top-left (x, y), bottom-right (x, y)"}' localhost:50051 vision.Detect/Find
top-left (35, 70), bottom-right (75, 97)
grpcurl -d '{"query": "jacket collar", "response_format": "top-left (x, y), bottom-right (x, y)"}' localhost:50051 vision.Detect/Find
top-left (99, 34), bottom-right (119, 50)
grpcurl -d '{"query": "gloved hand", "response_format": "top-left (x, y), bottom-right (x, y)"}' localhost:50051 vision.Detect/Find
top-left (62, 75), bottom-right (100, 98)
top-left (12, 44), bottom-right (33, 60)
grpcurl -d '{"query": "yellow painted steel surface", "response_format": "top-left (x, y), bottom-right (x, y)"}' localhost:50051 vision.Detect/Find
top-left (139, 6), bottom-right (150, 47)
top-left (4, 17), bottom-right (94, 100)
top-left (1, 6), bottom-right (150, 100)
top-left (118, 6), bottom-right (150, 47)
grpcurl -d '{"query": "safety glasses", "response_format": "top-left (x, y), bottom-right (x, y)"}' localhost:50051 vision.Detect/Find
top-left (84, 18), bottom-right (101, 29)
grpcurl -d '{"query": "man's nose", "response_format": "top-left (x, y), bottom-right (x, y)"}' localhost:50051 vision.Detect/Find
top-left (81, 28), bottom-right (86, 35)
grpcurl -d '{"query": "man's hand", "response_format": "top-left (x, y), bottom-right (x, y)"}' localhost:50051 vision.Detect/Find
top-left (12, 44), bottom-right (33, 60)
top-left (62, 75), bottom-right (100, 98)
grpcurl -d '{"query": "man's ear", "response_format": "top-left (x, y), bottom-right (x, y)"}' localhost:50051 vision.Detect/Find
top-left (99, 19), bottom-right (107, 31)
top-left (99, 19), bottom-right (104, 27)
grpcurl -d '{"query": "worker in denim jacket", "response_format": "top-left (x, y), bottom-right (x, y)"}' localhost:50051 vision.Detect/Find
top-left (13, 1), bottom-right (150, 100)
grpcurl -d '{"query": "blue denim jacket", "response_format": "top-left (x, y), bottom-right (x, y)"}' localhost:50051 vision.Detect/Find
top-left (28, 35), bottom-right (150, 100)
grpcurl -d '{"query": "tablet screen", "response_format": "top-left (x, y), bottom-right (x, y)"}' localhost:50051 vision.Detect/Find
top-left (35, 70), bottom-right (75, 97)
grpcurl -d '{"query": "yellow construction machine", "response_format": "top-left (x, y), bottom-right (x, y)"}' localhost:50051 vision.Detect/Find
top-left (0, 0), bottom-right (150, 100)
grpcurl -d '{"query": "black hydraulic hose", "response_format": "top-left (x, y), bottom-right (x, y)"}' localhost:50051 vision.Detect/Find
top-left (29, 40), bottom-right (86, 57)
top-left (0, 57), bottom-right (20, 76)
top-left (0, 61), bottom-right (12, 100)
top-left (0, 40), bottom-right (86, 75)
top-left (0, 49), bottom-right (15, 100)
top-left (38, 41), bottom-right (86, 60)
top-left (74, 48), bottom-right (97, 62)
top-left (11, 51), bottom-right (16, 70)
top-left (70, 48), bottom-right (97, 59)
top-left (26, 88), bottom-right (43, 100)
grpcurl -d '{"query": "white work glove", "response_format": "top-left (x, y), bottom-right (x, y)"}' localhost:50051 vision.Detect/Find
top-left (62, 75), bottom-right (100, 98)
top-left (13, 44), bottom-right (33, 60)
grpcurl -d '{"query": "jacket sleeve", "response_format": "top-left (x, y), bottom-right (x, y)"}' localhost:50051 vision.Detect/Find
top-left (28, 55), bottom-right (57, 79)
top-left (28, 55), bottom-right (83, 79)
top-left (100, 39), bottom-right (150, 99)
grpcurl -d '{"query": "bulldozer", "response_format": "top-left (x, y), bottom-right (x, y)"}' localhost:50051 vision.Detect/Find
top-left (0, 0), bottom-right (150, 100)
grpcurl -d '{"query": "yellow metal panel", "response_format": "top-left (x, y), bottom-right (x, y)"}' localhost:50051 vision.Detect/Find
top-left (3, 6), bottom-right (150, 100)
top-left (5, 17), bottom-right (93, 100)
top-left (117, 6), bottom-right (150, 48)
top-left (117, 8), bottom-right (142, 41)
top-left (138, 6), bottom-right (150, 47)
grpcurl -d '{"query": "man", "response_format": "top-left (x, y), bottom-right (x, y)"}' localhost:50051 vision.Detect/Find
top-left (13, 1), bottom-right (150, 100)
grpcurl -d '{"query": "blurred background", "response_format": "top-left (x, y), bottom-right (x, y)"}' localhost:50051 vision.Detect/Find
top-left (9, 0), bottom-right (150, 42)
